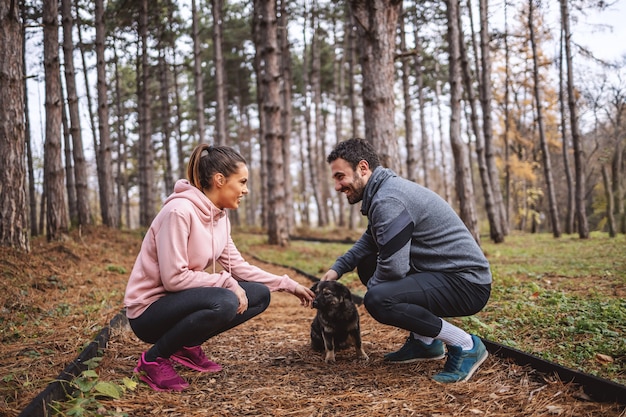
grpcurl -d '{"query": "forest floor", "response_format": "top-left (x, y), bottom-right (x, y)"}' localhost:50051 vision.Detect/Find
top-left (0, 226), bottom-right (625, 416)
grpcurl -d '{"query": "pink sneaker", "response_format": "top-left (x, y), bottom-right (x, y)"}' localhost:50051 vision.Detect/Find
top-left (170, 346), bottom-right (223, 373)
top-left (134, 352), bottom-right (189, 392)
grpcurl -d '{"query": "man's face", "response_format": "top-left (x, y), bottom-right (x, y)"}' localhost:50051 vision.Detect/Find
top-left (329, 158), bottom-right (366, 205)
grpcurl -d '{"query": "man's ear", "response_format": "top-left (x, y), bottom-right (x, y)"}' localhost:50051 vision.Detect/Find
top-left (357, 160), bottom-right (370, 175)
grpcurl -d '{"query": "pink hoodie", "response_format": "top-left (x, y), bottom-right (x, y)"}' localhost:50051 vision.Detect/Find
top-left (124, 179), bottom-right (299, 319)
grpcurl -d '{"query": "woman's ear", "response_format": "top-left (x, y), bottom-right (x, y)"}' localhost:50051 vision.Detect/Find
top-left (214, 173), bottom-right (225, 187)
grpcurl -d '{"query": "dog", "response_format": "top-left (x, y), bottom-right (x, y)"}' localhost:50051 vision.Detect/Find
top-left (310, 280), bottom-right (368, 363)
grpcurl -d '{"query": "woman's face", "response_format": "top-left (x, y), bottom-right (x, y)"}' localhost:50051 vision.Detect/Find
top-left (214, 163), bottom-right (249, 210)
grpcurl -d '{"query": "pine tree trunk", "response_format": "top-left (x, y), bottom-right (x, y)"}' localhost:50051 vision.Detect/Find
top-left (529, 0), bottom-right (561, 238)
top-left (560, 0), bottom-right (589, 238)
top-left (62, 0), bottom-right (91, 227)
top-left (191, 0), bottom-right (206, 143)
top-left (211, 0), bottom-right (227, 145)
top-left (399, 8), bottom-right (416, 182)
top-left (0, 0), bottom-right (29, 250)
top-left (446, 0), bottom-right (480, 244)
top-left (458, 7), bottom-right (503, 243)
top-left (258, 0), bottom-right (288, 246)
top-left (349, 0), bottom-right (401, 169)
top-left (478, 0), bottom-right (508, 239)
top-left (43, 0), bottom-right (69, 240)
top-left (278, 0), bottom-right (295, 233)
top-left (557, 26), bottom-right (575, 234)
top-left (138, 0), bottom-right (155, 227)
top-left (95, 0), bottom-right (118, 227)
top-left (311, 4), bottom-right (329, 227)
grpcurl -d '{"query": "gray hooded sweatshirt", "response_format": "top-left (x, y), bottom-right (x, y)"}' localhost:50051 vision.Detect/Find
top-left (330, 167), bottom-right (492, 288)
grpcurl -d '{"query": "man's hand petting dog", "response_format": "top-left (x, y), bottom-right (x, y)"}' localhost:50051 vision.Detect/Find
top-left (310, 280), bottom-right (368, 363)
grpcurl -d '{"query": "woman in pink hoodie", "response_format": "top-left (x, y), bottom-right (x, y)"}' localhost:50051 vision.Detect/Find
top-left (124, 144), bottom-right (315, 392)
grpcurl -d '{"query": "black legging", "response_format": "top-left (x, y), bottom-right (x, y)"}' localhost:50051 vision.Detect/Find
top-left (129, 282), bottom-right (270, 359)
top-left (358, 257), bottom-right (490, 337)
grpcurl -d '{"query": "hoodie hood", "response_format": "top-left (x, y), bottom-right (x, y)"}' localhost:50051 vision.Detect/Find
top-left (165, 179), bottom-right (226, 223)
top-left (361, 167), bottom-right (396, 215)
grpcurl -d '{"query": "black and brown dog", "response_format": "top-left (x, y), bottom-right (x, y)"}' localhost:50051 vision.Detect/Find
top-left (310, 280), bottom-right (369, 363)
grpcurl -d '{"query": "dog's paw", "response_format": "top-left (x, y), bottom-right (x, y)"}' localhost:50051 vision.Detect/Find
top-left (357, 349), bottom-right (369, 362)
top-left (324, 351), bottom-right (336, 363)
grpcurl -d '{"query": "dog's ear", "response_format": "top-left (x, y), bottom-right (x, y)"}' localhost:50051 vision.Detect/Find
top-left (310, 281), bottom-right (320, 293)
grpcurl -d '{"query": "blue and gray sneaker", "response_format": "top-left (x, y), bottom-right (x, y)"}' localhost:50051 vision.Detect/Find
top-left (384, 336), bottom-right (446, 363)
top-left (432, 335), bottom-right (488, 383)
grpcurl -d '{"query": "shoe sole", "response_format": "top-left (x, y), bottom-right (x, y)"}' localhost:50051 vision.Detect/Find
top-left (170, 355), bottom-right (223, 373)
top-left (384, 353), bottom-right (446, 364)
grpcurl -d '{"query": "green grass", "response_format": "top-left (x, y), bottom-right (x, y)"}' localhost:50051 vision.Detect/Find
top-left (233, 229), bottom-right (626, 386)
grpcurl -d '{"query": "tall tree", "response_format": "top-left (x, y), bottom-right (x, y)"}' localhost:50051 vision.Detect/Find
top-left (191, 0), bottom-right (206, 143)
top-left (557, 21), bottom-right (575, 234)
top-left (310, 1), bottom-right (329, 227)
top-left (62, 0), bottom-right (91, 227)
top-left (446, 0), bottom-right (480, 243)
top-left (43, 0), bottom-right (69, 240)
top-left (458, 4), bottom-right (503, 243)
top-left (95, 0), bottom-right (117, 227)
top-left (399, 5), bottom-right (417, 182)
top-left (0, 0), bottom-right (29, 250)
top-left (560, 0), bottom-right (589, 238)
top-left (478, 0), bottom-right (508, 239)
top-left (211, 0), bottom-right (226, 145)
top-left (138, 0), bottom-right (155, 226)
top-left (256, 0), bottom-right (288, 246)
top-left (22, 0), bottom-right (38, 236)
top-left (528, 0), bottom-right (560, 238)
top-left (349, 0), bottom-right (401, 168)
top-left (278, 0), bottom-right (295, 233)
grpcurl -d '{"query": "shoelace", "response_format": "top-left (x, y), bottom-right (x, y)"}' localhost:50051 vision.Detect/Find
top-left (155, 358), bottom-right (181, 380)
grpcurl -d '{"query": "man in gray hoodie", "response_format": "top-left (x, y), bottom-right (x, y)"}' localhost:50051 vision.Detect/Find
top-left (321, 138), bottom-right (491, 383)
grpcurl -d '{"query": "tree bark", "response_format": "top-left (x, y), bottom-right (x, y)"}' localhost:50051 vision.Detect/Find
top-left (278, 0), bottom-right (295, 233)
top-left (0, 0), bottom-right (29, 250)
top-left (311, 3), bottom-right (329, 227)
top-left (138, 0), bottom-right (155, 227)
top-left (43, 0), bottom-right (69, 240)
top-left (478, 0), bottom-right (508, 239)
top-left (349, 0), bottom-right (401, 169)
top-left (557, 24), bottom-right (575, 234)
top-left (399, 6), bottom-right (416, 182)
top-left (191, 0), bottom-right (206, 143)
top-left (529, 0), bottom-right (560, 238)
top-left (95, 0), bottom-right (118, 227)
top-left (458, 5), bottom-right (503, 243)
top-left (560, 0), bottom-right (589, 238)
top-left (446, 0), bottom-right (480, 244)
top-left (62, 0), bottom-right (91, 227)
top-left (211, 0), bottom-right (227, 145)
top-left (257, 0), bottom-right (288, 246)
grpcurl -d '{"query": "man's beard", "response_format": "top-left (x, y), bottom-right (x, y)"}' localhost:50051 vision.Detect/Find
top-left (346, 175), bottom-right (365, 204)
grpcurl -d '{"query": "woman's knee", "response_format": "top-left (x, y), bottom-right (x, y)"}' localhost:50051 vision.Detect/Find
top-left (241, 282), bottom-right (271, 310)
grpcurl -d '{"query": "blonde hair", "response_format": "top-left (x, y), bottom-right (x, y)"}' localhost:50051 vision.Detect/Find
top-left (187, 144), bottom-right (247, 191)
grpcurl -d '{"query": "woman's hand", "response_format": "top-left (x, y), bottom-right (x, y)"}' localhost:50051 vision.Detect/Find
top-left (293, 284), bottom-right (315, 308)
top-left (233, 285), bottom-right (249, 314)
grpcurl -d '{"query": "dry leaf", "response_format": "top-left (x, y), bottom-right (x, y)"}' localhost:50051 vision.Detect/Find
top-left (596, 353), bottom-right (614, 364)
